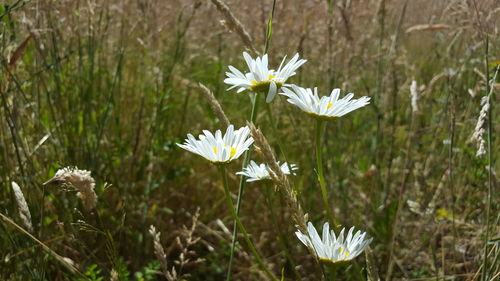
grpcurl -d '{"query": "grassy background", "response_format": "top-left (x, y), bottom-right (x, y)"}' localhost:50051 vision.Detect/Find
top-left (1, 0), bottom-right (499, 280)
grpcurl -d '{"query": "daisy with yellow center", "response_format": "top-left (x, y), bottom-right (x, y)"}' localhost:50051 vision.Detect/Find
top-left (281, 85), bottom-right (371, 120)
top-left (236, 160), bottom-right (298, 182)
top-left (295, 222), bottom-right (372, 264)
top-left (224, 52), bottom-right (307, 103)
top-left (177, 125), bottom-right (254, 164)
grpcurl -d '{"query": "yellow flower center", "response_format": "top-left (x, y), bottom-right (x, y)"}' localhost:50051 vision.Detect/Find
top-left (249, 78), bottom-right (283, 94)
top-left (327, 103), bottom-right (333, 109)
top-left (339, 247), bottom-right (349, 257)
top-left (230, 147), bottom-right (237, 158)
top-left (214, 146), bottom-right (237, 158)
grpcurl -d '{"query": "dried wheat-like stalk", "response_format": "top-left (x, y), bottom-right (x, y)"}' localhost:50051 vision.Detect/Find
top-left (210, 0), bottom-right (258, 54)
top-left (110, 269), bottom-right (119, 281)
top-left (248, 122), bottom-right (307, 230)
top-left (149, 225), bottom-right (170, 279)
top-left (11, 181), bottom-right (33, 233)
top-left (422, 72), bottom-right (452, 96)
top-left (149, 208), bottom-right (204, 281)
top-left (410, 80), bottom-right (419, 113)
top-left (0, 213), bottom-right (81, 275)
top-left (198, 83), bottom-right (230, 128)
top-left (469, 66), bottom-right (498, 158)
top-left (405, 24), bottom-right (452, 33)
top-left (470, 96), bottom-right (489, 157)
top-left (425, 169), bottom-right (449, 216)
top-left (44, 167), bottom-right (98, 211)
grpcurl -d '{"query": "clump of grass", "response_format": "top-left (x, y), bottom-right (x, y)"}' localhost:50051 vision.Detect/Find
top-left (0, 0), bottom-right (498, 280)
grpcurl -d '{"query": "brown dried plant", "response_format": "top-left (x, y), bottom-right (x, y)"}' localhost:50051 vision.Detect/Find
top-left (11, 181), bottom-right (33, 233)
top-left (210, 0), bottom-right (258, 54)
top-left (198, 83), bottom-right (231, 128)
top-left (43, 167), bottom-right (98, 211)
top-left (149, 208), bottom-right (204, 281)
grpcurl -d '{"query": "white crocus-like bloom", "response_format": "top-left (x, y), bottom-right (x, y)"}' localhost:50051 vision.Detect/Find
top-left (281, 85), bottom-right (371, 120)
top-left (296, 222), bottom-right (372, 264)
top-left (177, 125), bottom-right (254, 164)
top-left (224, 52), bottom-right (307, 103)
top-left (236, 160), bottom-right (298, 182)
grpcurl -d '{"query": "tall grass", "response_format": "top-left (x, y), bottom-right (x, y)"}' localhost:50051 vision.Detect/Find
top-left (0, 0), bottom-right (499, 280)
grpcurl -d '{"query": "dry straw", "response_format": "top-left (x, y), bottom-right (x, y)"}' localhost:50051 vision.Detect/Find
top-left (11, 181), bottom-right (33, 233)
top-left (149, 225), bottom-right (170, 279)
top-left (210, 0), bottom-right (258, 54)
top-left (198, 83), bottom-right (230, 128)
top-left (44, 167), bottom-right (98, 211)
top-left (248, 122), bottom-right (307, 230)
top-left (405, 24), bottom-right (452, 33)
top-left (469, 67), bottom-right (498, 158)
top-left (149, 208), bottom-right (203, 281)
top-left (410, 80), bottom-right (419, 113)
top-left (470, 96), bottom-right (489, 157)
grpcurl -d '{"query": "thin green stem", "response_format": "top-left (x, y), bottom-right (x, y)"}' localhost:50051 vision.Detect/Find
top-left (482, 54), bottom-right (497, 280)
top-left (315, 119), bottom-right (334, 224)
top-left (264, 182), bottom-right (301, 279)
top-left (219, 166), bottom-right (278, 281)
top-left (226, 93), bottom-right (259, 281)
top-left (263, 0), bottom-right (277, 54)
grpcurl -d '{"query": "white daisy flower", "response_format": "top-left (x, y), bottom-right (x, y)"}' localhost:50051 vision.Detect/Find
top-left (236, 160), bottom-right (298, 182)
top-left (224, 52), bottom-right (307, 103)
top-left (295, 222), bottom-right (372, 264)
top-left (281, 85), bottom-right (371, 120)
top-left (177, 125), bottom-right (254, 164)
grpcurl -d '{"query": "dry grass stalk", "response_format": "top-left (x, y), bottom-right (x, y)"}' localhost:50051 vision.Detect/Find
top-left (198, 83), bottom-right (230, 128)
top-left (422, 72), bottom-right (452, 96)
top-left (110, 269), bottom-right (119, 281)
top-left (44, 167), bottom-right (98, 211)
top-left (7, 34), bottom-right (32, 72)
top-left (470, 95), bottom-right (489, 157)
top-left (407, 168), bottom-right (449, 217)
top-left (365, 247), bottom-right (381, 281)
top-left (149, 225), bottom-right (169, 279)
top-left (149, 208), bottom-right (204, 281)
top-left (405, 24), bottom-right (452, 33)
top-left (473, 67), bottom-right (488, 82)
top-left (410, 80), bottom-right (419, 113)
top-left (11, 181), bottom-right (33, 233)
top-left (0, 213), bottom-right (81, 275)
top-left (248, 122), bottom-right (307, 230)
top-left (210, 0), bottom-right (258, 55)
top-left (425, 169), bottom-right (449, 215)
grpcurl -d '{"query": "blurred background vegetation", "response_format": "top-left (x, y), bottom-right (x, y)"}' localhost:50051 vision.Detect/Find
top-left (0, 0), bottom-right (499, 280)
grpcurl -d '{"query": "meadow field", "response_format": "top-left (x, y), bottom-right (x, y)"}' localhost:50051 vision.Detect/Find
top-left (1, 0), bottom-right (499, 280)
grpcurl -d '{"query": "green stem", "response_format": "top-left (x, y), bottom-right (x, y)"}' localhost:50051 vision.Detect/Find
top-left (226, 93), bottom-right (259, 281)
top-left (219, 166), bottom-right (279, 281)
top-left (264, 182), bottom-right (302, 279)
top-left (315, 119), bottom-right (334, 224)
top-left (263, 0), bottom-right (277, 54)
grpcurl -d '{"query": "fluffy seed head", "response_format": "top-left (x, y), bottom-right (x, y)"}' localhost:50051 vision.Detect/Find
top-left (11, 181), bottom-right (33, 232)
top-left (44, 167), bottom-right (98, 211)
